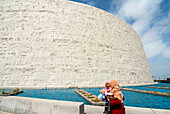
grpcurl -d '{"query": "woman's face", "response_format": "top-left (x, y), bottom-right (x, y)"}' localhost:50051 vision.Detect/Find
top-left (106, 83), bottom-right (111, 89)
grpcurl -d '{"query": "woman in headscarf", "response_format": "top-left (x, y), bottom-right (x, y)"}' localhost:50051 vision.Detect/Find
top-left (110, 80), bottom-right (125, 114)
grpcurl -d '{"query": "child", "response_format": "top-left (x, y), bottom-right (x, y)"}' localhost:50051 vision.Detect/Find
top-left (100, 81), bottom-right (111, 95)
top-left (99, 81), bottom-right (112, 113)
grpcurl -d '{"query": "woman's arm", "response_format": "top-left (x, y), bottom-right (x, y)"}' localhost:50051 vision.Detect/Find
top-left (99, 90), bottom-right (106, 95)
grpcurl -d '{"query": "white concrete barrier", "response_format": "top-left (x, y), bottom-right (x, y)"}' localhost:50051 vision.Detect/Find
top-left (0, 96), bottom-right (84, 114)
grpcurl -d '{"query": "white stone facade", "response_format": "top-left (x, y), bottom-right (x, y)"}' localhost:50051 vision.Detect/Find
top-left (0, 0), bottom-right (153, 88)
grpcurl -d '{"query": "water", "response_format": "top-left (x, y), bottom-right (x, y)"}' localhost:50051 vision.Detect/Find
top-left (0, 83), bottom-right (170, 110)
top-left (0, 89), bottom-right (89, 104)
top-left (83, 88), bottom-right (170, 109)
top-left (16, 89), bottom-right (89, 104)
top-left (124, 83), bottom-right (170, 93)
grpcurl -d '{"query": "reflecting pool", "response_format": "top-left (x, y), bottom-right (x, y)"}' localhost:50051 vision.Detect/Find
top-left (0, 83), bottom-right (170, 110)
top-left (124, 83), bottom-right (170, 93)
top-left (83, 88), bottom-right (170, 109)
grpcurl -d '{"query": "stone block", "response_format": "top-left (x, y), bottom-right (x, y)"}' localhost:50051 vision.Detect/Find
top-left (0, 96), bottom-right (84, 114)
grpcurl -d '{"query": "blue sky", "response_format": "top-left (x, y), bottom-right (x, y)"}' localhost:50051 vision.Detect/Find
top-left (69, 0), bottom-right (170, 79)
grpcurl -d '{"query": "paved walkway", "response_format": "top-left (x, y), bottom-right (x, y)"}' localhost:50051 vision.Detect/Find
top-left (1, 106), bottom-right (170, 114)
top-left (84, 105), bottom-right (170, 114)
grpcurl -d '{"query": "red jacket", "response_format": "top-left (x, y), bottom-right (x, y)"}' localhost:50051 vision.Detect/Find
top-left (110, 98), bottom-right (125, 114)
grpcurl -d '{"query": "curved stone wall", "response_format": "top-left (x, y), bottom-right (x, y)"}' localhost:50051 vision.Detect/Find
top-left (0, 0), bottom-right (153, 87)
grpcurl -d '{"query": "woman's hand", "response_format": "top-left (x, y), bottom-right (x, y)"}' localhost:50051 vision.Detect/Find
top-left (107, 96), bottom-right (114, 101)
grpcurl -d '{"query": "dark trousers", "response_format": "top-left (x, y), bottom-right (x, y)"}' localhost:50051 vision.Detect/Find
top-left (104, 99), bottom-right (111, 114)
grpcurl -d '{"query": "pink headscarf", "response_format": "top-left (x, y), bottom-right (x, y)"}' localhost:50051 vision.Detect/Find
top-left (104, 81), bottom-right (111, 92)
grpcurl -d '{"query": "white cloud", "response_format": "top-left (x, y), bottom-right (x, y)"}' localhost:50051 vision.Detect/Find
top-left (144, 40), bottom-right (166, 58)
top-left (110, 0), bottom-right (170, 59)
top-left (114, 0), bottom-right (162, 34)
top-left (142, 10), bottom-right (170, 58)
